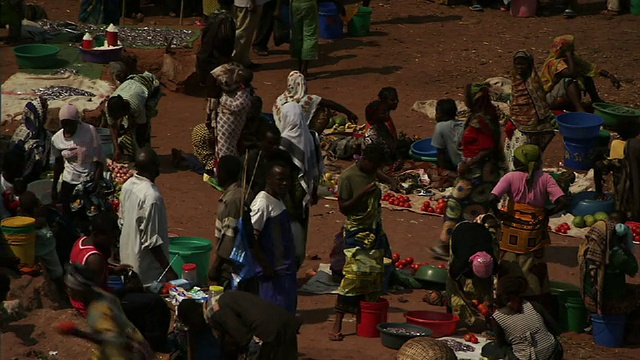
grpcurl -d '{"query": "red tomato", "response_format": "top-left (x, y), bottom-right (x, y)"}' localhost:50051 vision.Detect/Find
top-left (427, 207), bottom-right (435, 213)
top-left (410, 263), bottom-right (420, 271)
top-left (423, 201), bottom-right (430, 206)
top-left (560, 228), bottom-right (568, 234)
top-left (437, 264), bottom-right (447, 269)
top-left (395, 262), bottom-right (402, 269)
top-left (634, 235), bottom-right (640, 243)
top-left (392, 253), bottom-right (400, 263)
top-left (404, 203), bottom-right (411, 208)
top-left (405, 257), bottom-right (414, 265)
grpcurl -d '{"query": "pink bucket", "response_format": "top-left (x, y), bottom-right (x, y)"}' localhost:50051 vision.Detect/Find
top-left (510, 0), bottom-right (537, 17)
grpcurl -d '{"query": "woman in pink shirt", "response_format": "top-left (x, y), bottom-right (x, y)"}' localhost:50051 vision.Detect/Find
top-left (489, 144), bottom-right (567, 312)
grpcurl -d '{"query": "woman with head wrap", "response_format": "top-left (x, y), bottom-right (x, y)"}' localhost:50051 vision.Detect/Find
top-left (505, 50), bottom-right (556, 172)
top-left (57, 264), bottom-right (153, 360)
top-left (276, 102), bottom-right (322, 269)
top-left (447, 219), bottom-right (499, 331)
top-left (272, 71), bottom-right (358, 133)
top-left (482, 275), bottom-right (563, 360)
top-left (10, 97), bottom-right (52, 183)
top-left (540, 35), bottom-right (620, 112)
top-left (206, 63), bottom-right (253, 167)
top-left (489, 144), bottom-right (568, 313)
top-left (363, 87), bottom-right (400, 165)
top-left (432, 83), bottom-right (503, 259)
top-left (578, 216), bottom-right (640, 343)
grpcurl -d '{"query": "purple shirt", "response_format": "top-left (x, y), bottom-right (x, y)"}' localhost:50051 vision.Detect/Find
top-left (491, 171), bottom-right (564, 208)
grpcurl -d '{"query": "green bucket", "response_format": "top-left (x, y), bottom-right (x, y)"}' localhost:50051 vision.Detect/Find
top-left (169, 236), bottom-right (213, 286)
top-left (631, 0), bottom-right (640, 15)
top-left (348, 6), bottom-right (372, 37)
top-left (13, 44), bottom-right (61, 69)
top-left (558, 291), bottom-right (587, 333)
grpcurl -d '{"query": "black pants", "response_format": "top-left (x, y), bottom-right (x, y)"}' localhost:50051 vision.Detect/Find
top-left (120, 292), bottom-right (171, 351)
top-left (252, 0), bottom-right (276, 51)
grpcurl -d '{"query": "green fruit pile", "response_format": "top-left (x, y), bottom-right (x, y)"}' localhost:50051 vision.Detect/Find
top-left (572, 211), bottom-right (609, 228)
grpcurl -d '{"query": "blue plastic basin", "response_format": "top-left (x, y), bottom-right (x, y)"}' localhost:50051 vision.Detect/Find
top-left (411, 138), bottom-right (438, 158)
top-left (556, 112), bottom-right (604, 139)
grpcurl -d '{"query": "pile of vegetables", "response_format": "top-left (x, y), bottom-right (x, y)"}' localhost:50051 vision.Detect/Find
top-left (420, 198), bottom-right (447, 215)
top-left (553, 222), bottom-right (571, 234)
top-left (392, 253), bottom-right (447, 272)
top-left (107, 161), bottom-right (134, 184)
top-left (571, 212), bottom-right (609, 229)
top-left (630, 223), bottom-right (640, 244)
top-left (382, 192), bottom-right (412, 208)
top-left (327, 116), bottom-right (358, 133)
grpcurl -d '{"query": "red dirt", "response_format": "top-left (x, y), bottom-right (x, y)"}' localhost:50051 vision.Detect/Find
top-left (2, 0), bottom-right (640, 359)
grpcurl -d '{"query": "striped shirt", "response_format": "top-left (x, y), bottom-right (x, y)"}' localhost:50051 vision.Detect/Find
top-left (492, 300), bottom-right (557, 360)
top-left (106, 78), bottom-right (148, 128)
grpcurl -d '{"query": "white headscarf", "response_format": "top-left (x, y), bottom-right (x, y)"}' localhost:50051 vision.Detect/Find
top-left (277, 102), bottom-right (320, 208)
top-left (272, 71), bottom-right (322, 126)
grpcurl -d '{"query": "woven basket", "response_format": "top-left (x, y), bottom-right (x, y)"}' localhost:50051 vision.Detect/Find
top-left (396, 337), bottom-right (456, 360)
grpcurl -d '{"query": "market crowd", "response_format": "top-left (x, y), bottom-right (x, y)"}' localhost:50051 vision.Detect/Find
top-left (1, 8), bottom-right (640, 357)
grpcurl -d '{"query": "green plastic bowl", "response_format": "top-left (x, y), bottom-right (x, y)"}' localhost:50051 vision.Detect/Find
top-left (13, 44), bottom-right (60, 69)
top-left (549, 280), bottom-right (580, 295)
top-left (413, 265), bottom-right (447, 284)
top-left (593, 102), bottom-right (640, 129)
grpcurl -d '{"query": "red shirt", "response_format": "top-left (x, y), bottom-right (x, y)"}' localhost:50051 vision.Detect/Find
top-left (461, 116), bottom-right (498, 159)
top-left (68, 236), bottom-right (108, 316)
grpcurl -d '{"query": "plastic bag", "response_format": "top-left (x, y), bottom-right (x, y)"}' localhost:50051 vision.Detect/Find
top-left (229, 215), bottom-right (257, 289)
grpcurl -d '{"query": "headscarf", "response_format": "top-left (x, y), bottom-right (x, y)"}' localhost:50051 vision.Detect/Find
top-left (540, 35), bottom-right (599, 92)
top-left (469, 251), bottom-right (493, 279)
top-left (510, 50), bottom-right (554, 130)
top-left (513, 144), bottom-right (540, 186)
top-left (211, 62), bottom-right (248, 93)
top-left (10, 97), bottom-right (52, 179)
top-left (277, 102), bottom-right (320, 208)
top-left (273, 71), bottom-right (322, 126)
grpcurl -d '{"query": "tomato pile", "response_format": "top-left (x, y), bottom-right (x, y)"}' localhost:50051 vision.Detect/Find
top-left (630, 223), bottom-right (640, 243)
top-left (108, 161), bottom-right (134, 184)
top-left (420, 198), bottom-right (446, 215)
top-left (471, 299), bottom-right (493, 317)
top-left (382, 192), bottom-right (412, 208)
top-left (553, 222), bottom-right (571, 234)
top-left (392, 253), bottom-right (447, 273)
top-left (463, 333), bottom-right (479, 344)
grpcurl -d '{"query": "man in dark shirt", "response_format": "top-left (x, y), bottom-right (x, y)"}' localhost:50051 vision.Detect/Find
top-left (178, 291), bottom-right (299, 360)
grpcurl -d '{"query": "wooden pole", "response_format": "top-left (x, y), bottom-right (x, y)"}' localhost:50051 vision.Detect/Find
top-left (179, 0), bottom-right (185, 25)
top-left (121, 0), bottom-right (126, 25)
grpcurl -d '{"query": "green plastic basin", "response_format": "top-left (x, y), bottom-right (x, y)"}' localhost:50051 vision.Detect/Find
top-left (593, 102), bottom-right (640, 130)
top-left (13, 44), bottom-right (61, 69)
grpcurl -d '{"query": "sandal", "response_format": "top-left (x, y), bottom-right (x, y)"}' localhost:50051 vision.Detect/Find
top-left (469, 4), bottom-right (484, 11)
top-left (328, 332), bottom-right (345, 341)
top-left (600, 9), bottom-right (619, 15)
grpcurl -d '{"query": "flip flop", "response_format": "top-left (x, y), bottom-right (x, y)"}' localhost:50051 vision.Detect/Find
top-left (600, 9), bottom-right (619, 15)
top-left (469, 5), bottom-right (484, 11)
top-left (328, 332), bottom-right (345, 341)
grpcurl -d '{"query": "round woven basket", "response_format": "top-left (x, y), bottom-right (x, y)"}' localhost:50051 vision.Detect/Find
top-left (396, 337), bottom-right (456, 360)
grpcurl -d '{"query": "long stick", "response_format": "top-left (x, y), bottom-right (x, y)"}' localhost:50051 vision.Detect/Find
top-left (121, 0), bottom-right (126, 24)
top-left (179, 0), bottom-right (185, 25)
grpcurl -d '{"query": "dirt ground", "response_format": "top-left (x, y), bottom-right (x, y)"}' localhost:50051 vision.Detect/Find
top-left (2, 0), bottom-right (640, 359)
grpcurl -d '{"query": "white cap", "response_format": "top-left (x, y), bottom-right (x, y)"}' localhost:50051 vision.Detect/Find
top-left (106, 23), bottom-right (118, 32)
top-left (83, 32), bottom-right (93, 40)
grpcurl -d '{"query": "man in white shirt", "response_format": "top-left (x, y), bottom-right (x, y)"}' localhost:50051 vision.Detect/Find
top-left (233, 0), bottom-right (268, 68)
top-left (51, 104), bottom-right (104, 216)
top-left (119, 147), bottom-right (178, 285)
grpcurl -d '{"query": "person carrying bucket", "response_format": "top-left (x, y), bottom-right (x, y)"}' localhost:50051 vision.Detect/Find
top-left (578, 214), bottom-right (640, 345)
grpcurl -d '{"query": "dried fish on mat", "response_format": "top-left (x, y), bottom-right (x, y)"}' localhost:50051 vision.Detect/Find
top-left (51, 68), bottom-right (80, 76)
top-left (34, 86), bottom-right (96, 101)
top-left (37, 20), bottom-right (199, 49)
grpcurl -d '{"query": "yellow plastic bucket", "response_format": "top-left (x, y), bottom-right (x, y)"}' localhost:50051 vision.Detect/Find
top-left (1, 216), bottom-right (37, 265)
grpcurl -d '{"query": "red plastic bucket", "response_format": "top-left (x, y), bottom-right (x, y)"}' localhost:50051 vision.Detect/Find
top-left (356, 298), bottom-right (389, 338)
top-left (510, 0), bottom-right (537, 17)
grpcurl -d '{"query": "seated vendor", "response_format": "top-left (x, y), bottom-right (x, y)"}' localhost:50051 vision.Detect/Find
top-left (540, 35), bottom-right (620, 112)
top-left (177, 291), bottom-right (299, 360)
top-left (579, 216), bottom-right (640, 344)
top-left (68, 213), bottom-right (171, 352)
top-left (431, 98), bottom-right (463, 171)
top-left (483, 275), bottom-right (563, 360)
top-left (447, 218), bottom-right (498, 332)
top-left (0, 150), bottom-right (26, 219)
